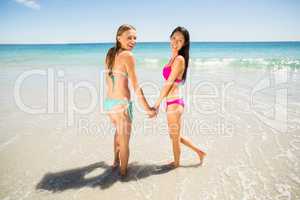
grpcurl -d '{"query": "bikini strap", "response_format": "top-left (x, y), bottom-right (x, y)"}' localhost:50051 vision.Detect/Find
top-left (107, 69), bottom-right (128, 92)
top-left (168, 55), bottom-right (179, 66)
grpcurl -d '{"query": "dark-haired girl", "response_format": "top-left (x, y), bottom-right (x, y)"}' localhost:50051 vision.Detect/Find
top-left (154, 27), bottom-right (206, 168)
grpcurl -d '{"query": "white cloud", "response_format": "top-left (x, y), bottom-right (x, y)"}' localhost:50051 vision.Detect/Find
top-left (15, 0), bottom-right (41, 10)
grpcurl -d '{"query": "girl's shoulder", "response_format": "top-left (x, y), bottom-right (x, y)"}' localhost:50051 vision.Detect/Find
top-left (118, 50), bottom-right (134, 59)
top-left (172, 55), bottom-right (185, 69)
top-left (118, 51), bottom-right (135, 66)
top-left (174, 55), bottom-right (185, 63)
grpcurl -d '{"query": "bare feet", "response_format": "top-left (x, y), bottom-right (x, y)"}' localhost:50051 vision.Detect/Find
top-left (112, 160), bottom-right (119, 169)
top-left (168, 161), bottom-right (180, 168)
top-left (197, 150), bottom-right (207, 166)
top-left (120, 168), bottom-right (127, 177)
top-left (112, 151), bottom-right (120, 169)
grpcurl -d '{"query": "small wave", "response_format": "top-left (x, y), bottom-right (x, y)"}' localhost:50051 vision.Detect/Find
top-left (138, 58), bottom-right (163, 69)
top-left (143, 58), bottom-right (159, 63)
top-left (192, 58), bottom-right (237, 67)
top-left (191, 58), bottom-right (300, 69)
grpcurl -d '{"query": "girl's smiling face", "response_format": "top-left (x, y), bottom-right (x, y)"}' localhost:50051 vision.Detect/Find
top-left (170, 31), bottom-right (185, 52)
top-left (118, 29), bottom-right (137, 50)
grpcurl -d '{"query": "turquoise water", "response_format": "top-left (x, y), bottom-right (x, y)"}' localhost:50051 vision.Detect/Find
top-left (0, 42), bottom-right (300, 69)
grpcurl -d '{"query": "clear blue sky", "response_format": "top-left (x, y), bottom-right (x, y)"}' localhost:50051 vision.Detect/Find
top-left (0, 0), bottom-right (299, 43)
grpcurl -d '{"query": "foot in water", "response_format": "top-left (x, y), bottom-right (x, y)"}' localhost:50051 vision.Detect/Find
top-left (197, 150), bottom-right (207, 166)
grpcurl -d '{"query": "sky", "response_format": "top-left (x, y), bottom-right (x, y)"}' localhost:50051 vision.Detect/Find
top-left (0, 0), bottom-right (299, 44)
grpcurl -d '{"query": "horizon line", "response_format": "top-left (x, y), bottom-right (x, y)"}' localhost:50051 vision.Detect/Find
top-left (1, 40), bottom-right (300, 45)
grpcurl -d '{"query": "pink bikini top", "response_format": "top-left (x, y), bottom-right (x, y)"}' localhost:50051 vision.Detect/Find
top-left (162, 57), bottom-right (183, 83)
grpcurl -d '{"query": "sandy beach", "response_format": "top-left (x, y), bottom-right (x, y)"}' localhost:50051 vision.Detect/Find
top-left (1, 53), bottom-right (300, 199)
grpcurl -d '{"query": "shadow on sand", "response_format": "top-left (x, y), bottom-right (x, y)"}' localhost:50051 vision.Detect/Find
top-left (36, 161), bottom-right (183, 192)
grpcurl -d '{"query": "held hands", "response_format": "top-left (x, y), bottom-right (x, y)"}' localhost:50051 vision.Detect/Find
top-left (147, 102), bottom-right (160, 118)
top-left (147, 107), bottom-right (158, 118)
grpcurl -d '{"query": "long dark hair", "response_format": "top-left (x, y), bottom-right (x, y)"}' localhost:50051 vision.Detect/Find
top-left (105, 24), bottom-right (136, 77)
top-left (170, 26), bottom-right (190, 82)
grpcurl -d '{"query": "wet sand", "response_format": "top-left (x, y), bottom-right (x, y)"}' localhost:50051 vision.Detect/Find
top-left (0, 63), bottom-right (300, 199)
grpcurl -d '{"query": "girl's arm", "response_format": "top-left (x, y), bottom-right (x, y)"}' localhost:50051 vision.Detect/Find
top-left (124, 51), bottom-right (153, 113)
top-left (154, 56), bottom-right (185, 109)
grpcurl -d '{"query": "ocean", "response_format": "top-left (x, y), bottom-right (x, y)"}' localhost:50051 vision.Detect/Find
top-left (1, 42), bottom-right (300, 69)
top-left (0, 42), bottom-right (300, 199)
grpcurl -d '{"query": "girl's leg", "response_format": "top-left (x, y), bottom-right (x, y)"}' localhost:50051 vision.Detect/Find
top-left (167, 105), bottom-right (183, 168)
top-left (116, 110), bottom-right (132, 176)
top-left (180, 136), bottom-right (206, 165)
top-left (112, 130), bottom-right (120, 168)
top-left (108, 115), bottom-right (120, 168)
